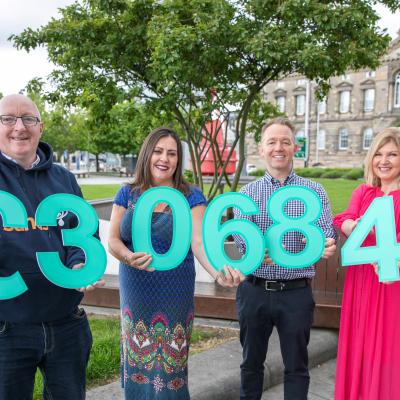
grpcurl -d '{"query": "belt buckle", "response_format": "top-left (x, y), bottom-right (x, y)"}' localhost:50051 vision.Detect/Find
top-left (265, 280), bottom-right (278, 291)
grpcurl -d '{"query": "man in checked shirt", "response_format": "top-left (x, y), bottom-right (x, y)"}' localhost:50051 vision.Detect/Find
top-left (233, 117), bottom-right (337, 400)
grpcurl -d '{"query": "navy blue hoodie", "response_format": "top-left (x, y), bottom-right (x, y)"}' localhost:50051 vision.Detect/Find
top-left (0, 142), bottom-right (86, 323)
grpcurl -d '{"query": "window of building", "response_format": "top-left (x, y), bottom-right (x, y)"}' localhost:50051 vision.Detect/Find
top-left (318, 98), bottom-right (327, 114)
top-left (295, 94), bottom-right (306, 116)
top-left (395, 73), bottom-right (400, 108)
top-left (317, 129), bottom-right (326, 150)
top-left (364, 88), bottom-right (375, 112)
top-left (339, 128), bottom-right (349, 150)
top-left (339, 90), bottom-right (350, 113)
top-left (363, 128), bottom-right (373, 149)
top-left (276, 96), bottom-right (285, 113)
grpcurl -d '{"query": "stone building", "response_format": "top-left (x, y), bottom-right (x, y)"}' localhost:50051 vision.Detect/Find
top-left (246, 33), bottom-right (400, 169)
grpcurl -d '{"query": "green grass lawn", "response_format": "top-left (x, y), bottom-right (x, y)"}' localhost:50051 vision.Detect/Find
top-left (313, 178), bottom-right (361, 215)
top-left (80, 183), bottom-right (238, 202)
top-left (81, 184), bottom-right (121, 201)
top-left (81, 179), bottom-right (361, 215)
top-left (33, 316), bottom-right (120, 399)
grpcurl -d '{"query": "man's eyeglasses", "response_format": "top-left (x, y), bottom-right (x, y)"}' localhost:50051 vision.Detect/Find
top-left (0, 115), bottom-right (41, 127)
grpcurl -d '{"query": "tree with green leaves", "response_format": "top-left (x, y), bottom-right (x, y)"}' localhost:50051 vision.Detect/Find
top-left (12, 0), bottom-right (399, 198)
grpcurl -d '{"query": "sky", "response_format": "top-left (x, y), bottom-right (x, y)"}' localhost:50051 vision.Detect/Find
top-left (0, 1), bottom-right (399, 96)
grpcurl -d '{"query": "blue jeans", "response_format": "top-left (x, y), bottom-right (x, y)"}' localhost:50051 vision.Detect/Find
top-left (0, 308), bottom-right (93, 400)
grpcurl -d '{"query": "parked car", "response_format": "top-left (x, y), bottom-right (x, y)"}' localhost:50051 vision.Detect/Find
top-left (246, 164), bottom-right (257, 174)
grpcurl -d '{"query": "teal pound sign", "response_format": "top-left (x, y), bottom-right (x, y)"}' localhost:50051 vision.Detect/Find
top-left (341, 196), bottom-right (400, 282)
top-left (265, 186), bottom-right (325, 268)
top-left (35, 194), bottom-right (107, 288)
top-left (0, 191), bottom-right (28, 300)
top-left (131, 187), bottom-right (192, 271)
top-left (203, 192), bottom-right (265, 275)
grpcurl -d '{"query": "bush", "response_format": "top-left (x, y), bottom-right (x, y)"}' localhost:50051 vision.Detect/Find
top-left (295, 168), bottom-right (325, 178)
top-left (250, 169), bottom-right (265, 177)
top-left (184, 169), bottom-right (194, 183)
top-left (320, 170), bottom-right (344, 179)
top-left (307, 168), bottom-right (326, 178)
top-left (295, 167), bottom-right (364, 180)
top-left (342, 168), bottom-right (364, 180)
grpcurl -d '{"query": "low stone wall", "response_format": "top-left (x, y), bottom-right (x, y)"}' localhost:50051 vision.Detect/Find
top-left (89, 198), bottom-right (114, 221)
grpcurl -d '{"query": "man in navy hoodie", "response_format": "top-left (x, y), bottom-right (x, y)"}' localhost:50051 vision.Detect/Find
top-left (0, 94), bottom-right (97, 399)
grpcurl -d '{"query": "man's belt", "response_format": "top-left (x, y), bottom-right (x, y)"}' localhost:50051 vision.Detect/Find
top-left (246, 275), bottom-right (310, 291)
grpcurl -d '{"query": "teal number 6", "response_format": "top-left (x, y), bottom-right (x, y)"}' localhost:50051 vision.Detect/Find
top-left (35, 194), bottom-right (107, 288)
top-left (203, 192), bottom-right (265, 275)
top-left (0, 191), bottom-right (29, 300)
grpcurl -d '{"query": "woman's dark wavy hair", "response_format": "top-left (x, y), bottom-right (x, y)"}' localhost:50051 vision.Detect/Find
top-left (130, 127), bottom-right (190, 195)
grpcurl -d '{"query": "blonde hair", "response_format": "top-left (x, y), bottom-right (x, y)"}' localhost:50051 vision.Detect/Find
top-left (364, 127), bottom-right (400, 186)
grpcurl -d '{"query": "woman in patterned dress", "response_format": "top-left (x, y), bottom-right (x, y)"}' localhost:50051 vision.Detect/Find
top-left (108, 127), bottom-right (243, 399)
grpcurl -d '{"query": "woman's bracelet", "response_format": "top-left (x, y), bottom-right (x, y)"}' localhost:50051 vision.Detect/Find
top-left (123, 253), bottom-right (130, 265)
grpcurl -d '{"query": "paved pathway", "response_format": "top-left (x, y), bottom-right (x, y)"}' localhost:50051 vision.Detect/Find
top-left (85, 306), bottom-right (338, 400)
top-left (76, 175), bottom-right (127, 185)
top-left (261, 358), bottom-right (336, 399)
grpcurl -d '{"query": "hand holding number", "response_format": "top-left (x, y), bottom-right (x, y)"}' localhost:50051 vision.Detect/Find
top-left (72, 263), bottom-right (106, 292)
top-left (215, 266), bottom-right (245, 287)
top-left (123, 251), bottom-right (154, 271)
top-left (322, 238), bottom-right (336, 259)
top-left (372, 261), bottom-right (400, 284)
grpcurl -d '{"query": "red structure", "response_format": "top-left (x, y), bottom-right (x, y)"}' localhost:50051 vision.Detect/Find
top-left (199, 119), bottom-right (237, 176)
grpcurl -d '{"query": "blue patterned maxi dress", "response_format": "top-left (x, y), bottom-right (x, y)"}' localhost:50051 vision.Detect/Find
top-left (114, 185), bottom-right (207, 400)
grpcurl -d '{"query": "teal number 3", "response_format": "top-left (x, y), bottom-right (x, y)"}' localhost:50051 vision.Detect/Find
top-left (341, 196), bottom-right (400, 282)
top-left (0, 191), bottom-right (29, 300)
top-left (36, 194), bottom-right (107, 288)
top-left (265, 186), bottom-right (325, 268)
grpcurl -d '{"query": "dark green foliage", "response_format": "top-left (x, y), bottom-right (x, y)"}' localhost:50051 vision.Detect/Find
top-left (342, 168), bottom-right (364, 180)
top-left (10, 0), bottom-right (397, 196)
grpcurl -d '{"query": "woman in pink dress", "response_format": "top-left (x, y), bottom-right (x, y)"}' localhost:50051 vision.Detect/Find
top-left (334, 127), bottom-right (400, 400)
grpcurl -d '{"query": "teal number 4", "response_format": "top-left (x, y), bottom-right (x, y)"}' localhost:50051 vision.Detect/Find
top-left (341, 196), bottom-right (400, 282)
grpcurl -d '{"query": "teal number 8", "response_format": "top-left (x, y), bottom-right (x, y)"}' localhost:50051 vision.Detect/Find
top-left (265, 186), bottom-right (325, 268)
top-left (0, 191), bottom-right (29, 300)
top-left (35, 194), bottom-right (107, 288)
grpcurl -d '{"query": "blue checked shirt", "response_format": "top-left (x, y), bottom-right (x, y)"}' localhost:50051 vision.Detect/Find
top-left (232, 171), bottom-right (337, 280)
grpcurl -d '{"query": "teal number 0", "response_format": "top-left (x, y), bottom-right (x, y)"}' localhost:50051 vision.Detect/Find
top-left (131, 187), bottom-right (192, 271)
top-left (203, 192), bottom-right (265, 275)
top-left (0, 191), bottom-right (29, 300)
top-left (341, 196), bottom-right (400, 282)
top-left (265, 186), bottom-right (325, 268)
top-left (35, 194), bottom-right (107, 288)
